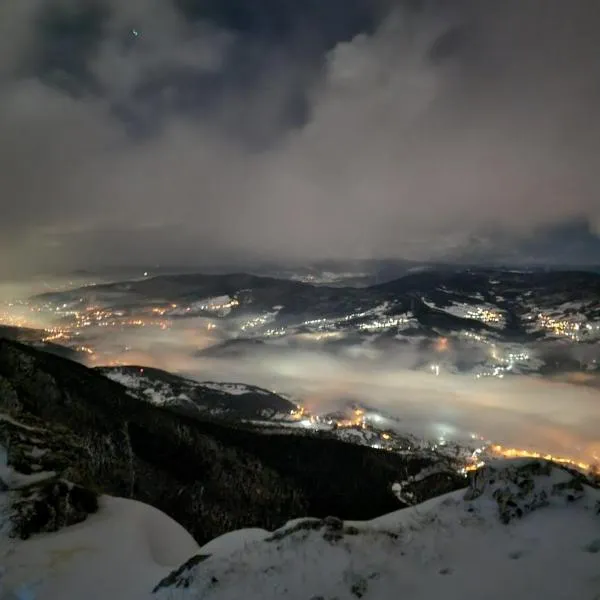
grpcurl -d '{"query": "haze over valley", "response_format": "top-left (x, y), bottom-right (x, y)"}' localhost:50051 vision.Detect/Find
top-left (2, 263), bottom-right (599, 471)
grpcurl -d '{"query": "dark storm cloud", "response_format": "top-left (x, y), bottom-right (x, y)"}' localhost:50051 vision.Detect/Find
top-left (1, 0), bottom-right (600, 275)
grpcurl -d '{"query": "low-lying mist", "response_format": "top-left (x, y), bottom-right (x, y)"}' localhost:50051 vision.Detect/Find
top-left (88, 325), bottom-right (600, 466)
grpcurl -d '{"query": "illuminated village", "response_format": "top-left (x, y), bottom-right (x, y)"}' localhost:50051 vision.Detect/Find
top-left (281, 404), bottom-right (598, 479)
top-left (1, 281), bottom-right (599, 481)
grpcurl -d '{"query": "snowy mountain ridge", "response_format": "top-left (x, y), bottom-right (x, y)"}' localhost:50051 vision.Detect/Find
top-left (98, 365), bottom-right (296, 420)
top-left (153, 458), bottom-right (600, 600)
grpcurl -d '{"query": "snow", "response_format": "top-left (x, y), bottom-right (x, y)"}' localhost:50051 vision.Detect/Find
top-left (2, 454), bottom-right (598, 600)
top-left (199, 529), bottom-right (269, 557)
top-left (28, 447), bottom-right (47, 460)
top-left (104, 370), bottom-right (273, 402)
top-left (0, 436), bottom-right (55, 491)
top-left (104, 371), bottom-right (174, 406)
top-left (154, 460), bottom-right (600, 600)
top-left (105, 370), bottom-right (145, 390)
top-left (199, 382), bottom-right (269, 396)
top-left (0, 495), bottom-right (200, 600)
top-left (1, 409), bottom-right (200, 599)
top-left (143, 387), bottom-right (170, 405)
top-left (0, 451), bottom-right (55, 489)
top-left (422, 298), bottom-right (506, 329)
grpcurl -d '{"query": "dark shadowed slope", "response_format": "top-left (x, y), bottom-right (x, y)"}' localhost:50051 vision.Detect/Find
top-left (0, 339), bottom-right (463, 544)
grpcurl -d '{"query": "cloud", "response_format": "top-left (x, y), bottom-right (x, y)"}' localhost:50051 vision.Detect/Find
top-left (82, 326), bottom-right (600, 465)
top-left (1, 0), bottom-right (600, 275)
top-left (91, 0), bottom-right (232, 100)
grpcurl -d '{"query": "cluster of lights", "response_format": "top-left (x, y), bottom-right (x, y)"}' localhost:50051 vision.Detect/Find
top-left (286, 405), bottom-right (599, 479)
top-left (474, 344), bottom-right (534, 380)
top-left (488, 445), bottom-right (594, 473)
top-left (0, 301), bottom-right (46, 329)
top-left (0, 313), bottom-right (33, 328)
top-left (461, 330), bottom-right (487, 344)
top-left (358, 317), bottom-right (410, 332)
top-left (338, 408), bottom-right (368, 429)
top-left (41, 332), bottom-right (69, 343)
top-left (154, 298), bottom-right (239, 317)
top-left (76, 345), bottom-right (95, 355)
top-left (465, 306), bottom-right (504, 326)
top-left (287, 407), bottom-right (406, 454)
top-left (264, 328), bottom-right (286, 338)
top-left (302, 317), bottom-right (328, 327)
top-left (475, 368), bottom-right (505, 380)
top-left (196, 298), bottom-right (239, 313)
top-left (3, 292), bottom-right (244, 359)
top-left (2, 300), bottom-right (175, 356)
top-left (289, 404), bottom-right (597, 479)
top-left (241, 315), bottom-right (272, 331)
top-left (459, 443), bottom-right (596, 476)
top-left (301, 308), bottom-right (388, 332)
top-left (290, 406), bottom-right (386, 433)
top-left (423, 299), bottom-right (505, 328)
top-left (460, 334), bottom-right (534, 380)
top-left (535, 312), bottom-right (593, 340)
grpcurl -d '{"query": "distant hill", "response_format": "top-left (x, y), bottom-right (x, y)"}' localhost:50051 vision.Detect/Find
top-left (96, 364), bottom-right (296, 420)
top-left (28, 268), bottom-right (600, 378)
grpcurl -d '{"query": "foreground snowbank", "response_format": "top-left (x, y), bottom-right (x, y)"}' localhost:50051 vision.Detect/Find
top-left (0, 496), bottom-right (199, 600)
top-left (1, 459), bottom-right (598, 600)
top-left (155, 459), bottom-right (600, 600)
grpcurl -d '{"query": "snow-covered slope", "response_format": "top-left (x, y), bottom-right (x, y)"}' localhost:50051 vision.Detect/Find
top-left (154, 459), bottom-right (600, 600)
top-left (98, 366), bottom-right (296, 420)
top-left (2, 456), bottom-right (598, 600)
top-left (0, 411), bottom-right (198, 600)
top-left (0, 415), bottom-right (199, 600)
top-left (0, 495), bottom-right (199, 600)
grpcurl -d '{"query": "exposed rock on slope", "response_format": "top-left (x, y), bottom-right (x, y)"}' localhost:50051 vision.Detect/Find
top-left (0, 339), bottom-right (463, 545)
top-left (0, 412), bottom-right (100, 540)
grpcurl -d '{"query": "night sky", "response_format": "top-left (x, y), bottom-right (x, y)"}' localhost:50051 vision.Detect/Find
top-left (2, 0), bottom-right (600, 275)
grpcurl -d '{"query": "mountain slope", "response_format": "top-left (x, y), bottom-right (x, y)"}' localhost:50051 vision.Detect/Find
top-left (96, 365), bottom-right (295, 420)
top-left (154, 459), bottom-right (600, 600)
top-left (1, 340), bottom-right (598, 599)
top-left (0, 339), bottom-right (463, 546)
